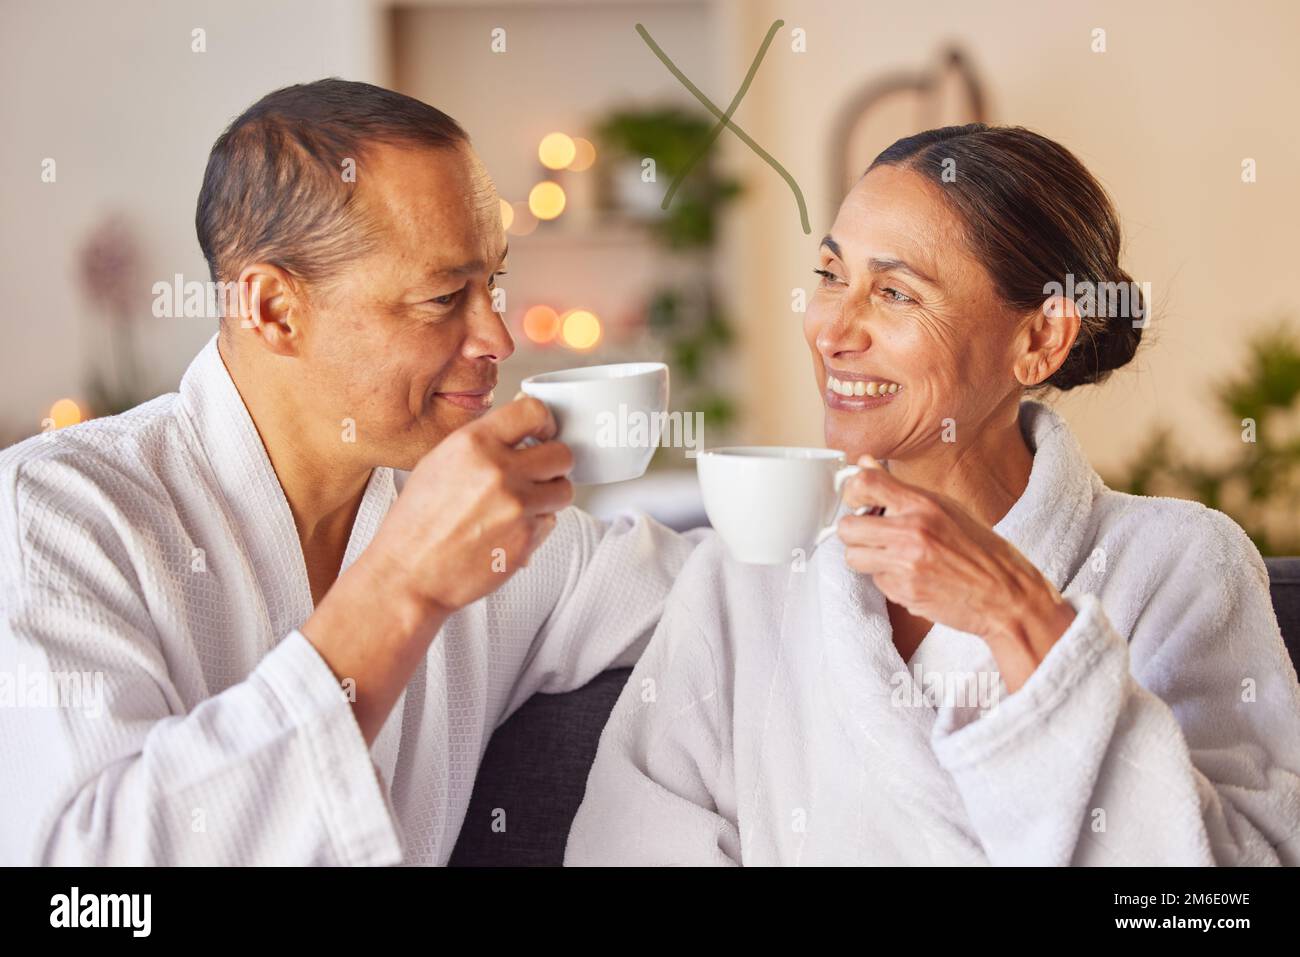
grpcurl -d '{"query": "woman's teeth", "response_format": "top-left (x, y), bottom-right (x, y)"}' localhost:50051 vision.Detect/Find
top-left (826, 375), bottom-right (900, 397)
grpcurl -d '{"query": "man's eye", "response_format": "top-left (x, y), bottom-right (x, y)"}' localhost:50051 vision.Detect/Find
top-left (813, 267), bottom-right (843, 286)
top-left (428, 289), bottom-right (463, 306)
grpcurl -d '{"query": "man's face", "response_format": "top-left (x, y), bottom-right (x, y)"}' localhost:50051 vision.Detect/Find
top-left (292, 141), bottom-right (513, 471)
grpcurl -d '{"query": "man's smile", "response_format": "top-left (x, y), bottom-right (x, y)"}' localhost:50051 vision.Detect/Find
top-left (433, 386), bottom-right (496, 411)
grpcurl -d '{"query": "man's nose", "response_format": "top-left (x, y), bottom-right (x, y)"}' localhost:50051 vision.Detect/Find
top-left (464, 287), bottom-right (515, 363)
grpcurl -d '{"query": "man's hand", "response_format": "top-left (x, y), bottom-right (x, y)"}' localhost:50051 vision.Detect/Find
top-left (302, 396), bottom-right (573, 743)
top-left (371, 396), bottom-right (574, 614)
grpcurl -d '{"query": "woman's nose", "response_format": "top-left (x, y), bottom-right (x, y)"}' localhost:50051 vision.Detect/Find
top-left (816, 301), bottom-right (873, 358)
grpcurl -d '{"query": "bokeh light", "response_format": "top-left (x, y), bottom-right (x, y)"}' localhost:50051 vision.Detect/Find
top-left (568, 137), bottom-right (597, 172)
top-left (528, 181), bottom-right (566, 220)
top-left (508, 201), bottom-right (538, 236)
top-left (522, 305), bottom-right (561, 344)
top-left (561, 309), bottom-right (601, 350)
top-left (538, 132), bottom-right (576, 170)
top-left (48, 398), bottom-right (82, 429)
top-left (498, 197), bottom-right (514, 231)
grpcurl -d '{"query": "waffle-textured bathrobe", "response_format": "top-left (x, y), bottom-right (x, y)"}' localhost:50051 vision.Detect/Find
top-left (0, 335), bottom-right (700, 865)
top-left (566, 400), bottom-right (1300, 865)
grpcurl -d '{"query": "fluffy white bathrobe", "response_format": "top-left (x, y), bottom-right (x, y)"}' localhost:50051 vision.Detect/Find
top-left (0, 335), bottom-right (699, 865)
top-left (566, 400), bottom-right (1300, 866)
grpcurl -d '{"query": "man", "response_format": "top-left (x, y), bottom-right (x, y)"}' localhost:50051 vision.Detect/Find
top-left (0, 79), bottom-right (698, 864)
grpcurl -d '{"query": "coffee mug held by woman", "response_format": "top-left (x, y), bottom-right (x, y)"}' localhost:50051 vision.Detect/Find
top-left (566, 125), bottom-right (1300, 866)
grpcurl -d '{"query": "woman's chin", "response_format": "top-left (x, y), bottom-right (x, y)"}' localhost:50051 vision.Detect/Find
top-left (825, 428), bottom-right (886, 462)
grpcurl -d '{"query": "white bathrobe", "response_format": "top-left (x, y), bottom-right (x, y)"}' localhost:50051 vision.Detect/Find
top-left (0, 335), bottom-right (699, 866)
top-left (566, 400), bottom-right (1300, 866)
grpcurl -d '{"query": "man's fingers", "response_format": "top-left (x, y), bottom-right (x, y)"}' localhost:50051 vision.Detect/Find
top-left (521, 475), bottom-right (574, 516)
top-left (513, 438), bottom-right (574, 481)
top-left (531, 512), bottom-right (558, 547)
top-left (480, 396), bottom-right (558, 447)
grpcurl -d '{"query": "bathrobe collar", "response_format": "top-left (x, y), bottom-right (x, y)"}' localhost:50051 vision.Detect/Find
top-left (176, 334), bottom-right (397, 639)
top-left (987, 399), bottom-right (1102, 592)
top-left (811, 400), bottom-right (1102, 784)
top-left (816, 398), bottom-right (1100, 620)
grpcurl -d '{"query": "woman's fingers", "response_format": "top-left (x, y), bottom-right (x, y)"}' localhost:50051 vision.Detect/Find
top-left (836, 512), bottom-right (913, 548)
top-left (842, 455), bottom-right (928, 513)
top-left (843, 544), bottom-right (908, 576)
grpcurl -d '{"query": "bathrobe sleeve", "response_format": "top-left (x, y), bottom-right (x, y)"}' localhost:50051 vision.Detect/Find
top-left (564, 576), bottom-right (741, 866)
top-left (929, 509), bottom-right (1300, 866)
top-left (0, 465), bottom-right (403, 866)
top-left (500, 507), bottom-right (707, 715)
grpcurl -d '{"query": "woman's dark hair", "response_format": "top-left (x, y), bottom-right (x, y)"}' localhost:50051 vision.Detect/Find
top-left (867, 124), bottom-right (1144, 391)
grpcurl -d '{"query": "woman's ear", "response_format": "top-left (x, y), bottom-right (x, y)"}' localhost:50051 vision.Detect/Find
top-left (1013, 295), bottom-right (1081, 387)
top-left (233, 262), bottom-right (304, 358)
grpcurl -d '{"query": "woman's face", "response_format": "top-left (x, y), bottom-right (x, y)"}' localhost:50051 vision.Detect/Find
top-left (804, 164), bottom-right (1024, 463)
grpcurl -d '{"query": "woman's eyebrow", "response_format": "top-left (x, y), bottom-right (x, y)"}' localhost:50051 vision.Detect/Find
top-left (821, 235), bottom-right (938, 286)
top-left (867, 256), bottom-right (938, 286)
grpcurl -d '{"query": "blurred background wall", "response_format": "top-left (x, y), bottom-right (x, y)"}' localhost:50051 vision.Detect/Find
top-left (3, 0), bottom-right (1298, 544)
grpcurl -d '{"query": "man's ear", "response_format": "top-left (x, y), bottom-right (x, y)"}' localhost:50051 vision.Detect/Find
top-left (1013, 295), bottom-right (1081, 387)
top-left (234, 262), bottom-right (304, 358)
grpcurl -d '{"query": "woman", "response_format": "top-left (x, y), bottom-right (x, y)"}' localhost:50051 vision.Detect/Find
top-left (565, 124), bottom-right (1300, 866)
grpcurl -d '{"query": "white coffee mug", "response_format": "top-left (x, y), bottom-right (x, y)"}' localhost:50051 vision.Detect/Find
top-left (697, 447), bottom-right (873, 565)
top-left (520, 362), bottom-right (669, 485)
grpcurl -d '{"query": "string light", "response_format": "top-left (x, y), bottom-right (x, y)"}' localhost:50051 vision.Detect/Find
top-left (508, 201), bottom-right (538, 236)
top-left (561, 309), bottom-right (601, 350)
top-left (48, 398), bottom-right (82, 430)
top-left (528, 181), bottom-right (566, 220)
top-left (538, 132), bottom-right (577, 170)
top-left (568, 137), bottom-right (597, 172)
top-left (522, 305), bottom-right (561, 344)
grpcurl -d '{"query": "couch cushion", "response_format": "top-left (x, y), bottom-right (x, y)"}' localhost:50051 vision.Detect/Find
top-left (1266, 557), bottom-right (1300, 672)
top-left (447, 668), bottom-right (631, 867)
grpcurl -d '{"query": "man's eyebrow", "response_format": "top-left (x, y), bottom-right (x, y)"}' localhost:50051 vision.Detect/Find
top-left (427, 245), bottom-right (510, 278)
top-left (819, 234), bottom-right (842, 259)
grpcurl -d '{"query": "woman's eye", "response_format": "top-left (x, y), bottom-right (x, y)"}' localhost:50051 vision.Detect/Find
top-left (813, 267), bottom-right (843, 286)
top-left (880, 287), bottom-right (913, 304)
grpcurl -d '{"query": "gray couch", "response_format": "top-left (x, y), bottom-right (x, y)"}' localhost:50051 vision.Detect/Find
top-left (448, 556), bottom-right (1300, 866)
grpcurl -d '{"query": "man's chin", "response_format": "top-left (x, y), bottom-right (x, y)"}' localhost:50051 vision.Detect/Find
top-left (388, 407), bottom-right (489, 471)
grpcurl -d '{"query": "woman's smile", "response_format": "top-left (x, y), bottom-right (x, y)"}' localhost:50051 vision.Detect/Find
top-left (824, 368), bottom-right (903, 411)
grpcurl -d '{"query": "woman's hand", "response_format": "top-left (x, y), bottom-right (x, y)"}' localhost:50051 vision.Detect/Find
top-left (838, 455), bottom-right (1077, 692)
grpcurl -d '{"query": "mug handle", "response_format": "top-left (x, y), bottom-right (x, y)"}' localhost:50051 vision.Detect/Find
top-left (813, 465), bottom-right (884, 546)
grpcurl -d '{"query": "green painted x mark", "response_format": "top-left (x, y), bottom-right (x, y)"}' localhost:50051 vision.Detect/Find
top-left (636, 19), bottom-right (810, 234)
